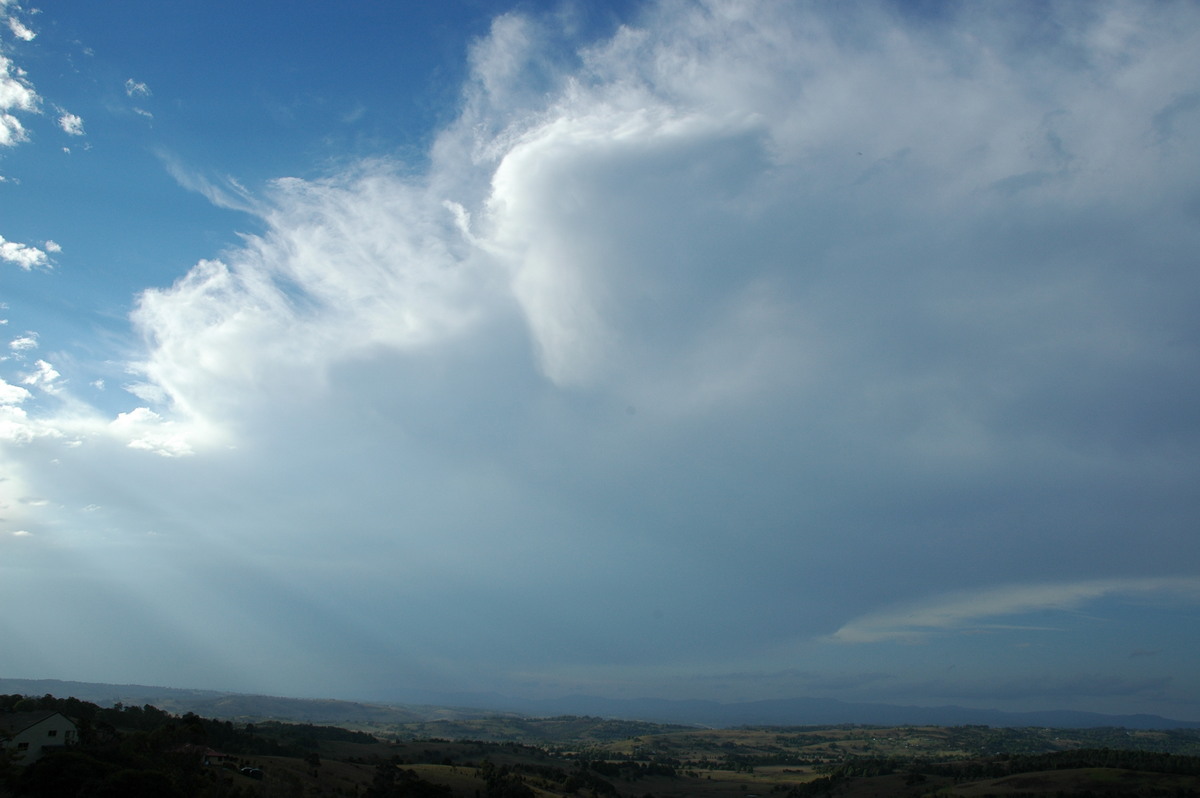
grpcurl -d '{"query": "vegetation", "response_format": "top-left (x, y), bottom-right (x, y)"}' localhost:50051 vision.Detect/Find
top-left (4, 692), bottom-right (1200, 796)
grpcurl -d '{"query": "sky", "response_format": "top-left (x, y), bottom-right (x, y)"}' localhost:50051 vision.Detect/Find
top-left (2, 0), bottom-right (1200, 721)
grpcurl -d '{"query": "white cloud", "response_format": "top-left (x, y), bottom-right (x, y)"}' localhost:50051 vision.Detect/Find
top-left (0, 54), bottom-right (38, 147)
top-left (0, 376), bottom-right (30, 404)
top-left (0, 111), bottom-right (28, 147)
top-left (57, 111), bottom-right (84, 136)
top-left (119, 0), bottom-right (1200, 499)
top-left (125, 78), bottom-right (150, 98)
top-left (108, 407), bottom-right (193, 457)
top-left (21, 358), bottom-right (61, 393)
top-left (130, 167), bottom-right (484, 429)
top-left (0, 402), bottom-right (38, 442)
top-left (158, 153), bottom-right (260, 213)
top-left (831, 578), bottom-right (1200, 643)
top-left (483, 104), bottom-right (775, 387)
top-left (7, 15), bottom-right (33, 41)
top-left (0, 235), bottom-right (50, 269)
top-left (0, 25), bottom-right (47, 281)
top-left (8, 332), bottom-right (36, 352)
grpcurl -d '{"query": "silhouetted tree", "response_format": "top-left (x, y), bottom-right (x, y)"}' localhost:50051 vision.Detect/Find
top-left (365, 757), bottom-right (451, 798)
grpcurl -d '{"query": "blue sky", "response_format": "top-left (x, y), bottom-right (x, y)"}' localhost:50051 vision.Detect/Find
top-left (3, 0), bottom-right (1200, 721)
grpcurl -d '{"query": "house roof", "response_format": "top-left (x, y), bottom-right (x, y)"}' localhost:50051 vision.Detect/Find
top-left (173, 743), bottom-right (231, 758)
top-left (0, 711), bottom-right (73, 737)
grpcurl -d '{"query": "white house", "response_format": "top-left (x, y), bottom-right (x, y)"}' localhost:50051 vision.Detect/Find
top-left (0, 711), bottom-right (78, 764)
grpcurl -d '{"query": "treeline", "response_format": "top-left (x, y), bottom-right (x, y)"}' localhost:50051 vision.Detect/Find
top-left (457, 756), bottom-right (678, 798)
top-left (938, 725), bottom-right (1200, 758)
top-left (364, 756), bottom-right (640, 798)
top-left (783, 749), bottom-right (1200, 797)
top-left (968, 748), bottom-right (1200, 779)
top-left (0, 692), bottom-right (385, 797)
top-left (1, 693), bottom-right (375, 757)
top-left (243, 720), bottom-right (377, 749)
top-left (763, 724), bottom-right (1200, 758)
top-left (362, 757), bottom-right (451, 798)
top-left (1, 693), bottom-right (684, 798)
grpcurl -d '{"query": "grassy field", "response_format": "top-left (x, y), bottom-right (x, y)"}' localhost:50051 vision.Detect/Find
top-left (16, 714), bottom-right (1197, 797)
top-left (11, 689), bottom-right (1200, 797)
top-left (221, 723), bottom-right (1200, 797)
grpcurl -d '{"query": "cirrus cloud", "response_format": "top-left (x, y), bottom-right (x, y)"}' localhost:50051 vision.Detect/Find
top-left (831, 578), bottom-right (1200, 644)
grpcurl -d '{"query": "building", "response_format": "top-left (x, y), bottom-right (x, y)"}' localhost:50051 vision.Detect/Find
top-left (173, 743), bottom-right (235, 766)
top-left (0, 711), bottom-right (78, 764)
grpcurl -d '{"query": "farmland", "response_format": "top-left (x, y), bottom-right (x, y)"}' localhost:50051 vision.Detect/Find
top-left (5, 693), bottom-right (1200, 797)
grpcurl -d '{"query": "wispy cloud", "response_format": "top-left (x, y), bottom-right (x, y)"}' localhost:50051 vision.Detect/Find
top-left (8, 332), bottom-right (36, 353)
top-left (6, 15), bottom-right (33, 42)
top-left (157, 152), bottom-right (260, 213)
top-left (831, 579), bottom-right (1200, 644)
top-left (124, 78), bottom-right (150, 98)
top-left (20, 358), bottom-right (61, 393)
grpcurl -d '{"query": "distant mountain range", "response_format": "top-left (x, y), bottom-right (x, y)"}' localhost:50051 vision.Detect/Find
top-left (3, 677), bottom-right (1198, 730)
top-left (421, 692), bottom-right (1200, 730)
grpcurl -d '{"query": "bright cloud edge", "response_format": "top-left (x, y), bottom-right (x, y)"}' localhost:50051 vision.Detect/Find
top-left (830, 577), bottom-right (1200, 644)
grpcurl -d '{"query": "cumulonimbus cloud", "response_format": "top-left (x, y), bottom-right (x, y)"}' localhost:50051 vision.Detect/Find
top-left (9, 1), bottom-right (1200, 547)
top-left (128, 0), bottom-right (1200, 427)
top-left (3, 1), bottom-right (1200, 703)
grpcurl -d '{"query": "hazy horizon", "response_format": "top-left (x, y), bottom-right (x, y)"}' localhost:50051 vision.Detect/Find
top-left (5, 675), bottom-right (1200, 730)
top-left (3, 1), bottom-right (1199, 722)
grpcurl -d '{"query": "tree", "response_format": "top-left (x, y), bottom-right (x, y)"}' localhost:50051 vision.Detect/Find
top-left (365, 758), bottom-right (451, 798)
top-left (0, 735), bottom-right (19, 793)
